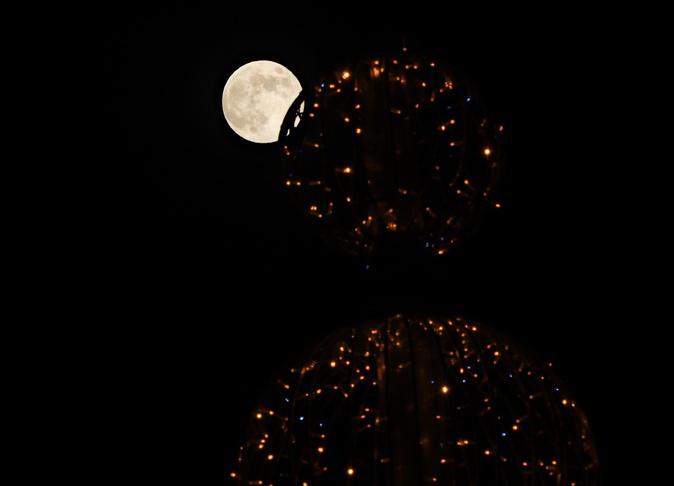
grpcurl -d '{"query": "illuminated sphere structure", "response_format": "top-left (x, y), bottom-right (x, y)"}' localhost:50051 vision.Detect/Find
top-left (279, 48), bottom-right (502, 256)
top-left (229, 315), bottom-right (599, 486)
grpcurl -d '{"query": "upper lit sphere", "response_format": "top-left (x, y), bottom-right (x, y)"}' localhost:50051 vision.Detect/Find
top-left (279, 48), bottom-right (503, 256)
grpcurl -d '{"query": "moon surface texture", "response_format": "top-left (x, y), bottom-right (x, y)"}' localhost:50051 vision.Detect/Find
top-left (222, 60), bottom-right (302, 143)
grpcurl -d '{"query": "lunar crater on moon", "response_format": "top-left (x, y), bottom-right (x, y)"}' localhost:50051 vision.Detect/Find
top-left (222, 60), bottom-right (302, 143)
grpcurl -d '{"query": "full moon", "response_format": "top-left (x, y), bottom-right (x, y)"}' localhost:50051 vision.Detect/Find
top-left (222, 60), bottom-right (302, 144)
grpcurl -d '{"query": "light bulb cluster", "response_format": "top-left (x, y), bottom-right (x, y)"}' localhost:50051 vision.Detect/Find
top-left (279, 45), bottom-right (503, 257)
top-left (229, 315), bottom-right (599, 485)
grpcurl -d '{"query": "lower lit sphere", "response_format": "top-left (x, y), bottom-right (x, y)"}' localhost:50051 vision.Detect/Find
top-left (229, 315), bottom-right (599, 486)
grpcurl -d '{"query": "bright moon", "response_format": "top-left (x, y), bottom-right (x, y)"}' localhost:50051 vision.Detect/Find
top-left (222, 60), bottom-right (302, 144)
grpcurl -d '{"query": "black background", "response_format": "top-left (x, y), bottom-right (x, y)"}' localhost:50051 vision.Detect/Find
top-left (96, 3), bottom-right (654, 484)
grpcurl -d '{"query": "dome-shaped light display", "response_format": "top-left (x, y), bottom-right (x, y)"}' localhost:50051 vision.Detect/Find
top-left (229, 315), bottom-right (599, 486)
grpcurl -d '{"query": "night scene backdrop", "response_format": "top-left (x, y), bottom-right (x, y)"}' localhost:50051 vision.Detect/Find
top-left (97, 3), bottom-right (656, 485)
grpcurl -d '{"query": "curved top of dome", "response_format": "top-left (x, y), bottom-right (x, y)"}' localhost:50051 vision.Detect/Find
top-left (230, 315), bottom-right (599, 486)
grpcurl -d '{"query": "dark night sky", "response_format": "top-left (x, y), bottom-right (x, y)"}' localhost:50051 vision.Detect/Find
top-left (97, 3), bottom-right (656, 484)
